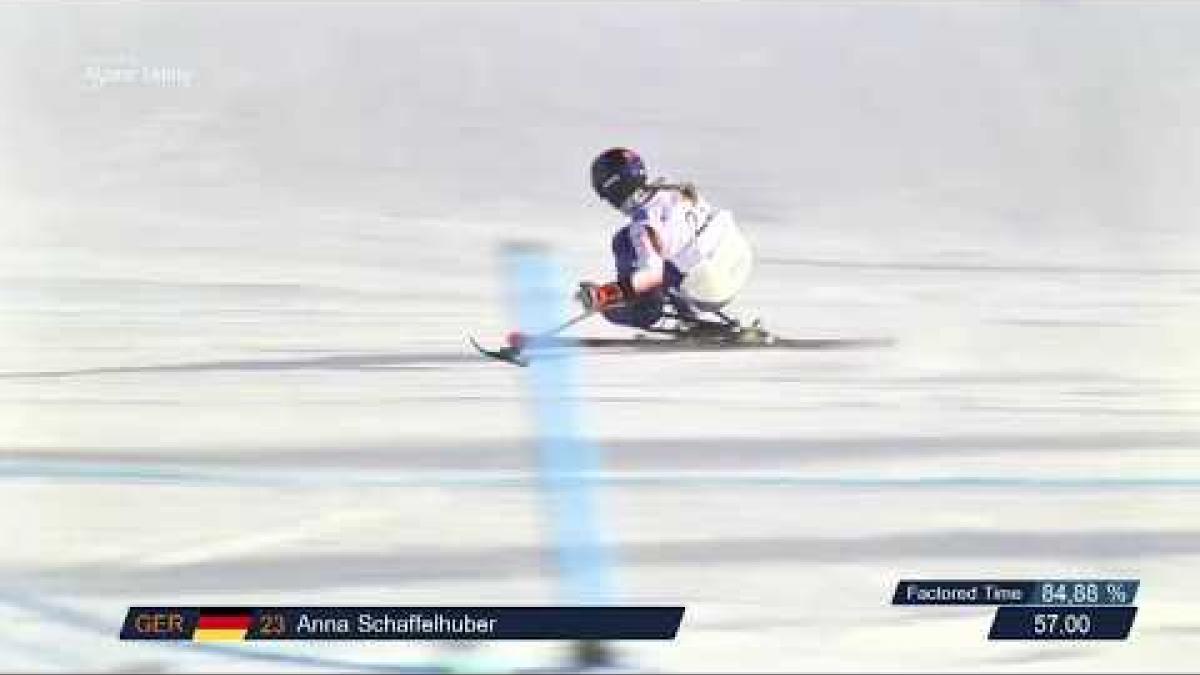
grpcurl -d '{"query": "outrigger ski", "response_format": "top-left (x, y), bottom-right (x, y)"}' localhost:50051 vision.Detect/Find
top-left (468, 335), bottom-right (530, 367)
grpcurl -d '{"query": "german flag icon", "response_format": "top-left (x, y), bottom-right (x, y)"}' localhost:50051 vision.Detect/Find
top-left (192, 613), bottom-right (252, 641)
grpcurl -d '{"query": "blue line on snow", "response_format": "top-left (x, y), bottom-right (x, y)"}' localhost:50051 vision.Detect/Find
top-left (3, 459), bottom-right (1200, 490)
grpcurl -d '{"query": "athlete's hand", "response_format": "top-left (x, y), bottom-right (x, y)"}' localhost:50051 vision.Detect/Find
top-left (575, 281), bottom-right (626, 312)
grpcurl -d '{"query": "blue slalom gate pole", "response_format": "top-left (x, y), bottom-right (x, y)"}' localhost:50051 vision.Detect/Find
top-left (506, 243), bottom-right (615, 607)
top-left (505, 244), bottom-right (618, 668)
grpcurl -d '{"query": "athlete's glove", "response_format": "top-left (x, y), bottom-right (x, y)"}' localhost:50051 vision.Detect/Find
top-left (575, 281), bottom-right (628, 312)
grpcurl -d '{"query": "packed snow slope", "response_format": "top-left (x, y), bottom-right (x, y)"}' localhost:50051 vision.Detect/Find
top-left (2, 3), bottom-right (1200, 672)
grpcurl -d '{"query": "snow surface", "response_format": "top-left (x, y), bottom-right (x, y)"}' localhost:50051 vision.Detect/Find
top-left (2, 2), bottom-right (1200, 671)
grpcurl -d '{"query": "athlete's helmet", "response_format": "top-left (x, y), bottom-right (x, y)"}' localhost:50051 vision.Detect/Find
top-left (590, 147), bottom-right (647, 212)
